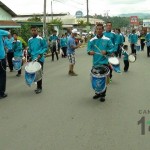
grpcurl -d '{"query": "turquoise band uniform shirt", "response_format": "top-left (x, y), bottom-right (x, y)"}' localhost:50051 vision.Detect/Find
top-left (129, 33), bottom-right (138, 44)
top-left (87, 35), bottom-right (115, 67)
top-left (28, 35), bottom-right (48, 62)
top-left (0, 30), bottom-right (9, 59)
top-left (122, 51), bottom-right (128, 61)
top-left (13, 40), bottom-right (23, 57)
top-left (60, 37), bottom-right (67, 48)
top-left (4, 37), bottom-right (14, 52)
top-left (145, 32), bottom-right (150, 42)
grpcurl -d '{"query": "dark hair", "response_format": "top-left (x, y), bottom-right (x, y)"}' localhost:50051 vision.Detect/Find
top-left (13, 32), bottom-right (18, 36)
top-left (31, 26), bottom-right (37, 29)
top-left (132, 29), bottom-right (136, 33)
top-left (123, 45), bottom-right (128, 50)
top-left (96, 23), bottom-right (104, 30)
top-left (106, 22), bottom-right (112, 25)
top-left (53, 30), bottom-right (57, 33)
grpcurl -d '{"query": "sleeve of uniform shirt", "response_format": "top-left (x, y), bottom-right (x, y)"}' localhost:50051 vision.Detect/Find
top-left (0, 30), bottom-right (9, 36)
top-left (128, 34), bottom-right (131, 42)
top-left (39, 38), bottom-right (48, 55)
top-left (145, 34), bottom-right (148, 41)
top-left (16, 41), bottom-right (22, 52)
top-left (87, 40), bottom-right (93, 53)
top-left (60, 38), bottom-right (62, 47)
top-left (107, 39), bottom-right (115, 54)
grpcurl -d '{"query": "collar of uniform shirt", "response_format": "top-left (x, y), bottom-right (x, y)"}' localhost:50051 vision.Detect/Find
top-left (97, 34), bottom-right (103, 39)
top-left (33, 35), bottom-right (38, 38)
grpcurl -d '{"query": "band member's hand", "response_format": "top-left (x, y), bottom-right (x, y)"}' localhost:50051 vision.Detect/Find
top-left (110, 53), bottom-right (115, 57)
top-left (101, 50), bottom-right (106, 55)
top-left (89, 51), bottom-right (95, 55)
top-left (38, 54), bottom-right (42, 59)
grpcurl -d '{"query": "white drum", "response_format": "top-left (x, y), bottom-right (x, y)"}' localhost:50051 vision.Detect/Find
top-left (108, 57), bottom-right (119, 65)
top-left (108, 57), bottom-right (121, 73)
top-left (129, 54), bottom-right (136, 63)
top-left (25, 62), bottom-right (42, 86)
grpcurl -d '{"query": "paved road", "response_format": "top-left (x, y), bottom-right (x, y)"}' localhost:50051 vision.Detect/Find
top-left (0, 44), bottom-right (150, 150)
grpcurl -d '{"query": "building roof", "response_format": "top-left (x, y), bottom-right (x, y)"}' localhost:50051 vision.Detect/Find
top-left (0, 20), bottom-right (21, 28)
top-left (16, 13), bottom-right (68, 18)
top-left (0, 1), bottom-right (17, 17)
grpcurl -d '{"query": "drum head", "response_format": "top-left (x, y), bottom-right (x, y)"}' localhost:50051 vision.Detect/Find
top-left (25, 62), bottom-right (41, 73)
top-left (91, 66), bottom-right (109, 76)
top-left (129, 55), bottom-right (136, 63)
top-left (108, 57), bottom-right (119, 65)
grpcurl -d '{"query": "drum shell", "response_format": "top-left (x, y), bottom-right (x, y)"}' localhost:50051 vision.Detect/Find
top-left (12, 57), bottom-right (22, 71)
top-left (25, 62), bottom-right (42, 86)
top-left (134, 45), bottom-right (141, 51)
top-left (90, 66), bottom-right (110, 93)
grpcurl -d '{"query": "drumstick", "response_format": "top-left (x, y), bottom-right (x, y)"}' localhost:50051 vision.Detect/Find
top-left (94, 45), bottom-right (107, 58)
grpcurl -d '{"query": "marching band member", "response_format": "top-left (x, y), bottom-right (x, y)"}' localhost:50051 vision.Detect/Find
top-left (0, 29), bottom-right (10, 99)
top-left (145, 28), bottom-right (150, 57)
top-left (87, 23), bottom-right (115, 102)
top-left (122, 45), bottom-right (129, 72)
top-left (128, 29), bottom-right (138, 55)
top-left (12, 33), bottom-right (23, 77)
top-left (103, 22), bottom-right (116, 81)
top-left (4, 33), bottom-right (14, 72)
top-left (115, 28), bottom-right (124, 58)
top-left (49, 30), bottom-right (59, 61)
top-left (28, 26), bottom-right (48, 94)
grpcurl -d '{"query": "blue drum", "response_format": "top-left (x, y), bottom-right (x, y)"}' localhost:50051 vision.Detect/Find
top-left (90, 66), bottom-right (110, 94)
top-left (134, 44), bottom-right (141, 51)
top-left (146, 41), bottom-right (150, 47)
top-left (12, 57), bottom-right (22, 71)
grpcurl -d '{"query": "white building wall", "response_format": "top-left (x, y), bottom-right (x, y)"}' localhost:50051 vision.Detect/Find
top-left (0, 7), bottom-right (12, 20)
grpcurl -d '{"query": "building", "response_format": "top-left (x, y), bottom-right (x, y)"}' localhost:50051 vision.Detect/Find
top-left (0, 1), bottom-right (21, 29)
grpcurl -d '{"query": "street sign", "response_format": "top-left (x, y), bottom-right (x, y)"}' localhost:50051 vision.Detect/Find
top-left (130, 16), bottom-right (139, 25)
top-left (75, 11), bottom-right (83, 18)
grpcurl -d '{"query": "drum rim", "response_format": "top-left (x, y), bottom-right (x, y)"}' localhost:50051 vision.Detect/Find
top-left (108, 57), bottom-right (119, 65)
top-left (91, 65), bottom-right (110, 77)
top-left (128, 54), bottom-right (136, 62)
top-left (25, 61), bottom-right (42, 73)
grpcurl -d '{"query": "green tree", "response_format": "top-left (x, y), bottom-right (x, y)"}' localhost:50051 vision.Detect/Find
top-left (47, 18), bottom-right (63, 35)
top-left (27, 16), bottom-right (42, 22)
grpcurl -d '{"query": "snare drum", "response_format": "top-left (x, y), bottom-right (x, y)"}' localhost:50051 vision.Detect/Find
top-left (90, 66), bottom-right (110, 94)
top-left (12, 57), bottom-right (22, 71)
top-left (25, 62), bottom-right (42, 86)
top-left (108, 57), bottom-right (121, 73)
top-left (128, 54), bottom-right (136, 63)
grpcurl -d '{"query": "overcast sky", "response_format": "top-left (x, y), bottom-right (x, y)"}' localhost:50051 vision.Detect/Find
top-left (1, 0), bottom-right (150, 16)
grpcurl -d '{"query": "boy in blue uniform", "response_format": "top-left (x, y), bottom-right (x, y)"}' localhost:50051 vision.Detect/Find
top-left (60, 34), bottom-right (67, 57)
top-left (128, 29), bottom-right (138, 55)
top-left (0, 29), bottom-right (10, 99)
top-left (28, 26), bottom-right (48, 94)
top-left (4, 33), bottom-right (14, 72)
top-left (87, 23), bottom-right (115, 102)
top-left (12, 33), bottom-right (23, 77)
top-left (122, 45), bottom-right (129, 72)
top-left (49, 30), bottom-right (59, 61)
top-left (115, 28), bottom-right (124, 58)
top-left (103, 22), bottom-right (116, 45)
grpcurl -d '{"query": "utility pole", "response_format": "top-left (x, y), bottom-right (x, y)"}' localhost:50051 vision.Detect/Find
top-left (43, 0), bottom-right (47, 38)
top-left (51, 0), bottom-right (53, 21)
top-left (86, 0), bottom-right (89, 24)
